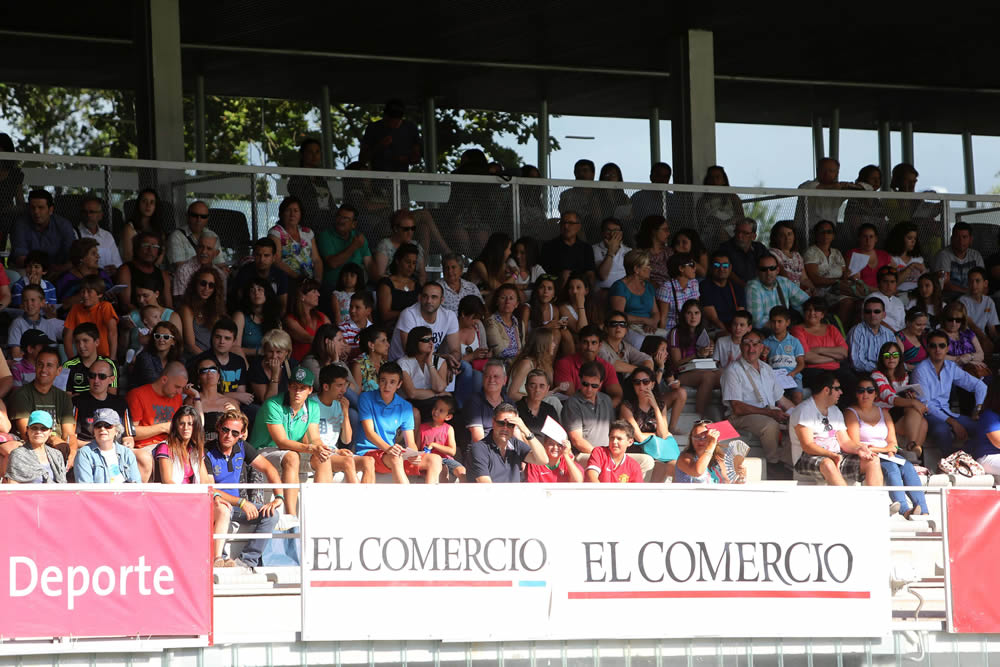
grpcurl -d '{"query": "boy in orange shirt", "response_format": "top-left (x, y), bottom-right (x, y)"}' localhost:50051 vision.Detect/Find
top-left (63, 275), bottom-right (118, 360)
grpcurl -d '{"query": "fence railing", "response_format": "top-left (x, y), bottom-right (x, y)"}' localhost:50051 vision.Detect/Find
top-left (6, 151), bottom-right (1000, 269)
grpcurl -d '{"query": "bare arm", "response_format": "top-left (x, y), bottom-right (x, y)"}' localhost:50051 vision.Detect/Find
top-left (568, 429), bottom-right (594, 454)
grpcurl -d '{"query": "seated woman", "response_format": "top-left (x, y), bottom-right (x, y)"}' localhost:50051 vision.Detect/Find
top-left (522, 274), bottom-right (573, 356)
top-left (180, 266), bottom-right (225, 356)
top-left (56, 237), bottom-right (113, 306)
top-left (233, 277), bottom-right (282, 359)
top-left (609, 249), bottom-right (664, 348)
top-left (871, 340), bottom-right (928, 459)
top-left (468, 232), bottom-right (516, 298)
top-left (510, 236), bottom-right (545, 295)
top-left (558, 273), bottom-right (605, 334)
top-left (131, 321), bottom-right (183, 388)
top-left (768, 220), bottom-right (813, 291)
top-left (398, 325), bottom-right (452, 424)
top-left (269, 195), bottom-right (323, 283)
top-left (896, 308), bottom-right (930, 371)
top-left (485, 283), bottom-right (524, 363)
top-left (4, 411), bottom-right (67, 484)
top-left (670, 228), bottom-right (709, 279)
top-left (846, 223), bottom-right (891, 291)
top-left (74, 408), bottom-right (141, 483)
top-left (376, 242), bottom-right (420, 330)
top-left (284, 278), bottom-right (331, 362)
top-left (620, 367), bottom-right (680, 483)
top-left (299, 324), bottom-right (351, 390)
top-left (658, 251), bottom-right (701, 333)
top-left (667, 299), bottom-right (722, 418)
top-left (790, 297), bottom-right (852, 395)
top-left (248, 329), bottom-right (296, 404)
top-left (940, 300), bottom-right (990, 378)
top-left (845, 375), bottom-right (928, 519)
top-left (194, 357), bottom-right (239, 445)
top-left (674, 420), bottom-right (728, 484)
top-left (908, 273), bottom-right (944, 323)
top-left (351, 325), bottom-right (389, 393)
top-left (507, 328), bottom-right (563, 403)
top-left (155, 405), bottom-right (210, 484)
top-left (456, 296), bottom-right (488, 402)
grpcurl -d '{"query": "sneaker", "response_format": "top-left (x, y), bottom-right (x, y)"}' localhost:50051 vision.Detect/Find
top-left (232, 558), bottom-right (257, 573)
top-left (889, 501), bottom-right (902, 516)
top-left (275, 514), bottom-right (300, 531)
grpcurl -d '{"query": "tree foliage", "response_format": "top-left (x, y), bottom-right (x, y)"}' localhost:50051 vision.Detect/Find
top-left (1, 83), bottom-right (556, 172)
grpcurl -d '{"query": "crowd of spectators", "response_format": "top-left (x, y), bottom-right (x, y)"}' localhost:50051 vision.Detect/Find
top-left (4, 113), bottom-right (1000, 566)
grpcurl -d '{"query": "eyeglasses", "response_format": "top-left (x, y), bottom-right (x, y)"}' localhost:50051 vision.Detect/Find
top-left (856, 386), bottom-right (877, 394)
top-left (87, 372), bottom-right (110, 380)
top-left (881, 351), bottom-right (900, 359)
top-left (693, 419), bottom-right (712, 426)
top-left (580, 380), bottom-right (601, 389)
top-left (152, 332), bottom-right (174, 341)
top-left (189, 212), bottom-right (209, 219)
top-left (864, 309), bottom-right (883, 315)
top-left (711, 262), bottom-right (731, 269)
top-left (140, 243), bottom-right (161, 250)
top-left (419, 336), bottom-right (434, 343)
top-left (758, 265), bottom-right (779, 272)
top-left (607, 321), bottom-right (627, 328)
top-left (93, 422), bottom-right (115, 430)
top-left (494, 419), bottom-right (517, 429)
top-left (741, 339), bottom-right (762, 347)
top-left (946, 317), bottom-right (964, 323)
top-left (199, 280), bottom-right (216, 289)
top-left (28, 424), bottom-right (51, 432)
top-left (927, 342), bottom-right (949, 349)
top-left (399, 225), bottom-right (416, 232)
top-left (821, 417), bottom-right (833, 432)
top-left (632, 377), bottom-right (653, 385)
top-left (218, 426), bottom-right (242, 438)
top-left (198, 366), bottom-right (219, 374)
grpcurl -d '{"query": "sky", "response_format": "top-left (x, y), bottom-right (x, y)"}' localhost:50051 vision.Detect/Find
top-left (497, 115), bottom-right (1000, 195)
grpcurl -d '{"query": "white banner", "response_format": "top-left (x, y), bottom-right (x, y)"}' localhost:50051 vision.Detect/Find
top-left (300, 485), bottom-right (889, 641)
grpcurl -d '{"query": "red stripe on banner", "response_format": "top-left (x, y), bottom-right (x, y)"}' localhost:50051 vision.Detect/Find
top-left (312, 580), bottom-right (512, 588)
top-left (568, 590), bottom-right (870, 600)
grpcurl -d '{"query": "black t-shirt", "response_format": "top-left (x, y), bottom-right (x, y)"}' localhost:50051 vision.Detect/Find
top-left (247, 357), bottom-right (292, 394)
top-left (540, 237), bottom-right (596, 276)
top-left (194, 351), bottom-right (248, 394)
top-left (361, 119), bottom-right (421, 172)
top-left (516, 398), bottom-right (559, 438)
top-left (698, 278), bottom-right (747, 328)
top-left (72, 392), bottom-right (133, 442)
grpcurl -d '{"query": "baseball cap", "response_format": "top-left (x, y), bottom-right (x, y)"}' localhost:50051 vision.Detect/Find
top-left (20, 329), bottom-right (56, 349)
top-left (92, 408), bottom-right (122, 428)
top-left (27, 410), bottom-right (54, 429)
top-left (290, 365), bottom-right (315, 388)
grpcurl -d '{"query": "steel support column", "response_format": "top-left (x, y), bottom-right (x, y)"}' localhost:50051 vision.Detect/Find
top-left (812, 114), bottom-right (825, 165)
top-left (878, 121), bottom-right (892, 191)
top-left (320, 85), bottom-right (332, 169)
top-left (194, 74), bottom-right (206, 163)
top-left (829, 108), bottom-right (840, 162)
top-left (134, 0), bottom-right (185, 161)
top-left (963, 131), bottom-right (976, 206)
top-left (649, 106), bottom-right (661, 165)
top-left (537, 99), bottom-right (549, 177)
top-left (423, 97), bottom-right (437, 174)
top-left (670, 30), bottom-right (716, 184)
top-left (902, 121), bottom-right (914, 165)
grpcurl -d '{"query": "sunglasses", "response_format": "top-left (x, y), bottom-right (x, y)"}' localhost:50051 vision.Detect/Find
top-left (93, 422), bottom-right (115, 430)
top-left (218, 426), bottom-right (242, 438)
top-left (693, 419), bottom-right (713, 426)
top-left (821, 417), bottom-right (833, 432)
top-left (419, 336), bottom-right (434, 343)
top-left (864, 309), bottom-right (883, 315)
top-left (632, 377), bottom-right (653, 385)
top-left (607, 321), bottom-right (628, 328)
top-left (152, 332), bottom-right (174, 341)
top-left (399, 225), bottom-right (416, 232)
top-left (580, 381), bottom-right (601, 389)
top-left (189, 212), bottom-right (209, 219)
top-left (881, 351), bottom-right (900, 359)
top-left (830, 385), bottom-right (843, 392)
top-left (928, 342), bottom-right (949, 349)
top-left (199, 280), bottom-right (216, 289)
top-left (946, 317), bottom-right (964, 323)
top-left (198, 366), bottom-right (219, 374)
top-left (494, 419), bottom-right (517, 429)
top-left (856, 386), bottom-right (877, 394)
top-left (681, 261), bottom-right (697, 268)
top-left (758, 265), bottom-right (779, 272)
top-left (140, 243), bottom-right (162, 250)
top-left (711, 262), bottom-right (731, 269)
top-left (87, 372), bottom-right (111, 380)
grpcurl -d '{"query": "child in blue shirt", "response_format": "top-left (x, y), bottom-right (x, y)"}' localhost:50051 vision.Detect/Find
top-left (763, 306), bottom-right (805, 404)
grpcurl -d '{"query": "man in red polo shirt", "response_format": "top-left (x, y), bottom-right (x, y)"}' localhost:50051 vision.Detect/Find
top-left (553, 324), bottom-right (622, 407)
top-left (585, 420), bottom-right (644, 483)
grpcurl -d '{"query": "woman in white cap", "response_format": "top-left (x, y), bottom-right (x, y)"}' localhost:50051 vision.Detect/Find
top-left (4, 410), bottom-right (67, 484)
top-left (74, 408), bottom-right (141, 483)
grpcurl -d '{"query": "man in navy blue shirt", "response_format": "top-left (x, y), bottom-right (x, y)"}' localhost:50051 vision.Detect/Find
top-left (205, 409), bottom-right (282, 570)
top-left (541, 211), bottom-right (597, 288)
top-left (466, 403), bottom-right (548, 483)
top-left (699, 250), bottom-right (747, 332)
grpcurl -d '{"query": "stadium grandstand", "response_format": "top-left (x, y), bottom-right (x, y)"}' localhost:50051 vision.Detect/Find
top-left (4, 2), bottom-right (1000, 665)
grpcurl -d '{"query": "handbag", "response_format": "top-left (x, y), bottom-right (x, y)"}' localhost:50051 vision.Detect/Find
top-left (962, 362), bottom-right (991, 379)
top-left (938, 450), bottom-right (986, 478)
top-left (641, 434), bottom-right (680, 463)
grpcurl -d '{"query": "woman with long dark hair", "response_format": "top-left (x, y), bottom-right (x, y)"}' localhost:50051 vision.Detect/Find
top-left (768, 220), bottom-right (812, 291)
top-left (468, 232), bottom-right (515, 296)
top-left (670, 228), bottom-right (709, 279)
top-left (376, 242), bottom-right (420, 329)
top-left (885, 222), bottom-right (926, 292)
top-left (132, 321), bottom-right (183, 387)
top-left (284, 278), bottom-right (331, 362)
top-left (667, 299), bottom-right (721, 417)
top-left (634, 215), bottom-right (671, 289)
top-left (155, 405), bottom-right (209, 485)
top-left (121, 188), bottom-right (164, 263)
top-left (871, 340), bottom-right (927, 459)
top-left (233, 276), bottom-right (282, 359)
top-left (180, 266), bottom-right (225, 356)
top-left (620, 366), bottom-right (680, 482)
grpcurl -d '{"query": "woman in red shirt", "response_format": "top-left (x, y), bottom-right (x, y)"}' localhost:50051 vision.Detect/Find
top-left (846, 223), bottom-right (891, 290)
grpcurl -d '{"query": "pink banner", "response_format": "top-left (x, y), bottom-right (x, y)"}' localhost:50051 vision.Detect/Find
top-left (0, 489), bottom-right (212, 640)
top-left (947, 490), bottom-right (1000, 633)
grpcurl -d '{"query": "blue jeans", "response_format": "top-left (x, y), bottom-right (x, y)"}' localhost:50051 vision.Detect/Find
top-left (455, 361), bottom-right (482, 410)
top-left (927, 414), bottom-right (978, 455)
top-left (230, 503), bottom-right (280, 567)
top-left (879, 459), bottom-right (929, 514)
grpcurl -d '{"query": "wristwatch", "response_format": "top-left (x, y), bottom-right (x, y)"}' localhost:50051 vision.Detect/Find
top-left (524, 432), bottom-right (535, 440)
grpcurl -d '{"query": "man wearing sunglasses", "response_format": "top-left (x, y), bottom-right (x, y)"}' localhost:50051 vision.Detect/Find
top-left (72, 359), bottom-right (134, 447)
top-left (717, 219), bottom-right (770, 289)
top-left (746, 256), bottom-right (808, 330)
top-left (847, 296), bottom-right (896, 373)
top-left (466, 403), bottom-right (548, 483)
top-left (913, 329), bottom-right (987, 454)
top-left (205, 409), bottom-right (282, 570)
top-left (699, 251), bottom-right (746, 333)
top-left (594, 217), bottom-right (630, 289)
top-left (172, 228), bottom-right (227, 298)
top-left (599, 310), bottom-right (653, 377)
top-left (789, 372), bottom-right (882, 487)
top-left (115, 231), bottom-right (174, 312)
top-left (166, 200), bottom-right (216, 270)
top-left (553, 325), bottom-right (623, 407)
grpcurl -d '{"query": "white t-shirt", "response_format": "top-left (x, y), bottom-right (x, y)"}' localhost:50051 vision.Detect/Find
top-left (959, 294), bottom-right (1000, 332)
top-left (712, 335), bottom-right (742, 369)
top-left (797, 180), bottom-right (847, 224)
top-left (789, 398), bottom-right (846, 463)
top-left (316, 398), bottom-right (344, 450)
top-left (100, 448), bottom-right (125, 484)
top-left (870, 291), bottom-right (905, 332)
top-left (398, 355), bottom-right (454, 393)
top-left (593, 242), bottom-right (630, 289)
top-left (388, 303), bottom-right (459, 361)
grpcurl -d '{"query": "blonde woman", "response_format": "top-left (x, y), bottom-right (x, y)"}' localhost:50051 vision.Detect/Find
top-left (248, 329), bottom-right (295, 403)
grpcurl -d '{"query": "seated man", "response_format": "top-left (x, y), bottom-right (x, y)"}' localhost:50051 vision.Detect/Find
top-left (721, 329), bottom-right (795, 479)
top-left (716, 218), bottom-right (770, 289)
top-left (63, 323), bottom-right (118, 396)
top-left (541, 211), bottom-right (597, 287)
top-left (11, 189), bottom-right (74, 273)
top-left (795, 157), bottom-right (862, 227)
top-left (357, 362), bottom-right (442, 484)
top-left (934, 221), bottom-right (983, 298)
top-left (598, 310), bottom-right (653, 379)
top-left (913, 329), bottom-right (988, 455)
top-left (699, 251), bottom-right (746, 333)
top-left (127, 362), bottom-right (189, 482)
top-left (248, 366), bottom-right (363, 523)
top-left (173, 228), bottom-right (227, 298)
top-left (790, 372), bottom-right (883, 487)
top-left (8, 347), bottom-right (76, 469)
top-left (847, 296), bottom-right (897, 373)
top-left (585, 420), bottom-right (644, 483)
top-left (959, 267), bottom-right (999, 354)
top-left (553, 325), bottom-right (623, 406)
top-left (194, 318), bottom-right (253, 408)
top-left (73, 359), bottom-right (134, 446)
top-left (466, 403), bottom-right (548, 483)
top-left (745, 255), bottom-right (808, 329)
top-left (870, 266), bottom-right (905, 332)
top-left (463, 360), bottom-right (508, 443)
top-left (517, 369), bottom-right (560, 437)
top-left (227, 237), bottom-right (289, 313)
top-left (205, 409), bottom-right (282, 570)
top-left (315, 364), bottom-right (375, 482)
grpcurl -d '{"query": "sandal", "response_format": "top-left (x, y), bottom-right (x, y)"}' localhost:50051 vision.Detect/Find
top-left (214, 557), bottom-right (235, 568)
top-left (905, 441), bottom-right (923, 459)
